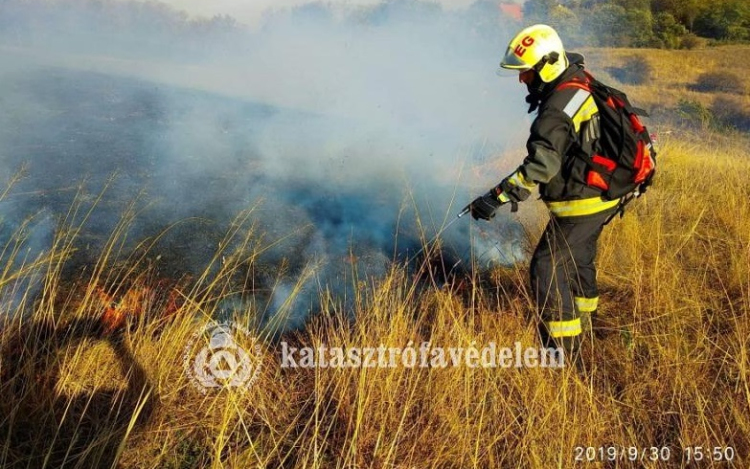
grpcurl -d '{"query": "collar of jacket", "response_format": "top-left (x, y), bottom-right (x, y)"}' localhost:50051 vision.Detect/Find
top-left (525, 52), bottom-right (587, 113)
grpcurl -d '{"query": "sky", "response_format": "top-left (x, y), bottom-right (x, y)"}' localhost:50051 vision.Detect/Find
top-left (152, 0), bottom-right (522, 26)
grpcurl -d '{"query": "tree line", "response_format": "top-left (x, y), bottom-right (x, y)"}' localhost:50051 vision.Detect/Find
top-left (524, 0), bottom-right (750, 48)
top-left (3, 0), bottom-right (745, 52)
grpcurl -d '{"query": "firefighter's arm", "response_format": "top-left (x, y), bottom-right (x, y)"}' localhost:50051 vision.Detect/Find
top-left (497, 109), bottom-right (573, 203)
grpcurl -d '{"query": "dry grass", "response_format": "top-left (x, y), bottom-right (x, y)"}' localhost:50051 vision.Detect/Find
top-left (584, 46), bottom-right (750, 128)
top-left (2, 49), bottom-right (750, 468)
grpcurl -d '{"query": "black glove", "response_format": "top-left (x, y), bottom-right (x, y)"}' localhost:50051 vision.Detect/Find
top-left (469, 189), bottom-right (503, 221)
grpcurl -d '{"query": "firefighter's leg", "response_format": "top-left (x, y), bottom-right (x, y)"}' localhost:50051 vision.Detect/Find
top-left (567, 213), bottom-right (610, 334)
top-left (530, 218), bottom-right (581, 359)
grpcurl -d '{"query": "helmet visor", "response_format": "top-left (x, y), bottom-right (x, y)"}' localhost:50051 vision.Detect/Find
top-left (495, 67), bottom-right (521, 78)
top-left (499, 49), bottom-right (531, 70)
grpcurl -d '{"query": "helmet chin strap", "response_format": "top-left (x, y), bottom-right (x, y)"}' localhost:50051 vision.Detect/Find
top-left (526, 74), bottom-right (545, 97)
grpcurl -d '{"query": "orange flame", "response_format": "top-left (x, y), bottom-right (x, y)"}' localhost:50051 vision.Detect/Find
top-left (97, 285), bottom-right (150, 333)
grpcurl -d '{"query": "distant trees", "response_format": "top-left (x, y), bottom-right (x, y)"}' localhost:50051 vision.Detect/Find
top-left (356, 0), bottom-right (443, 26)
top-left (525, 0), bottom-right (750, 48)
top-left (653, 12), bottom-right (688, 48)
top-left (4, 0), bottom-right (750, 52)
top-left (588, 5), bottom-right (653, 47)
top-left (693, 0), bottom-right (750, 41)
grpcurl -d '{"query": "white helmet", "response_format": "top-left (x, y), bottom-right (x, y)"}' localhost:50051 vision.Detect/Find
top-left (499, 24), bottom-right (569, 83)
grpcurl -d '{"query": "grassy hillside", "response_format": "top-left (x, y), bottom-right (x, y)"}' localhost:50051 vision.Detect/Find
top-left (585, 46), bottom-right (750, 133)
top-left (1, 47), bottom-right (750, 468)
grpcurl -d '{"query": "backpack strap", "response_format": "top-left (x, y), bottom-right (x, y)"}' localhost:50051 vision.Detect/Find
top-left (555, 77), bottom-right (597, 167)
top-left (556, 80), bottom-right (591, 92)
top-left (603, 189), bottom-right (642, 226)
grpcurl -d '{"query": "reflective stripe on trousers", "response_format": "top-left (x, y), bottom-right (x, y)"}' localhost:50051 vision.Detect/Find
top-left (546, 317), bottom-right (583, 338)
top-left (575, 296), bottom-right (599, 313)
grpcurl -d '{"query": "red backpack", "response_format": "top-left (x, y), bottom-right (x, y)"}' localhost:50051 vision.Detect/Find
top-left (559, 71), bottom-right (657, 200)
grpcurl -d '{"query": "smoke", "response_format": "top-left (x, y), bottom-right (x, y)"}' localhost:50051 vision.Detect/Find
top-left (0, 0), bottom-right (531, 327)
top-left (0, 202), bottom-right (54, 313)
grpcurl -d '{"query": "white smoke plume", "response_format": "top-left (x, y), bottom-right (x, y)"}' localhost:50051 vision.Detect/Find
top-left (0, 0), bottom-right (531, 327)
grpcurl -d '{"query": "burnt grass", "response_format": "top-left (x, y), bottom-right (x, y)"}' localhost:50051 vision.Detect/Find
top-left (1, 66), bottom-right (490, 322)
top-left (0, 67), bottom-right (297, 277)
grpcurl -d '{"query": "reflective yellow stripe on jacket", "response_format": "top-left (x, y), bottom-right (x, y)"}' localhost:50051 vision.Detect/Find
top-left (507, 170), bottom-right (536, 190)
top-left (546, 197), bottom-right (620, 218)
top-left (569, 94), bottom-right (598, 133)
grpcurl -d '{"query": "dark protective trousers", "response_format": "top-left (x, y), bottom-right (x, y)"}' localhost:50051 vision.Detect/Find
top-left (530, 211), bottom-right (610, 347)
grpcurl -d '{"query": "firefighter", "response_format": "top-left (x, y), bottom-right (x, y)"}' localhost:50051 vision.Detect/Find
top-left (469, 24), bottom-right (617, 357)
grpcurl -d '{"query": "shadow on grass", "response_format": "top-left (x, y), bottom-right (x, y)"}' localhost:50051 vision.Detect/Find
top-left (0, 316), bottom-right (156, 468)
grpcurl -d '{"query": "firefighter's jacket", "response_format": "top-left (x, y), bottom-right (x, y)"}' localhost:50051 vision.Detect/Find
top-left (506, 58), bottom-right (620, 218)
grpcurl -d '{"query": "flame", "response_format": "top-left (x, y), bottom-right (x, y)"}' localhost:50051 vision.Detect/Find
top-left (97, 285), bottom-right (149, 333)
top-left (94, 279), bottom-right (186, 334)
top-left (163, 287), bottom-right (183, 319)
